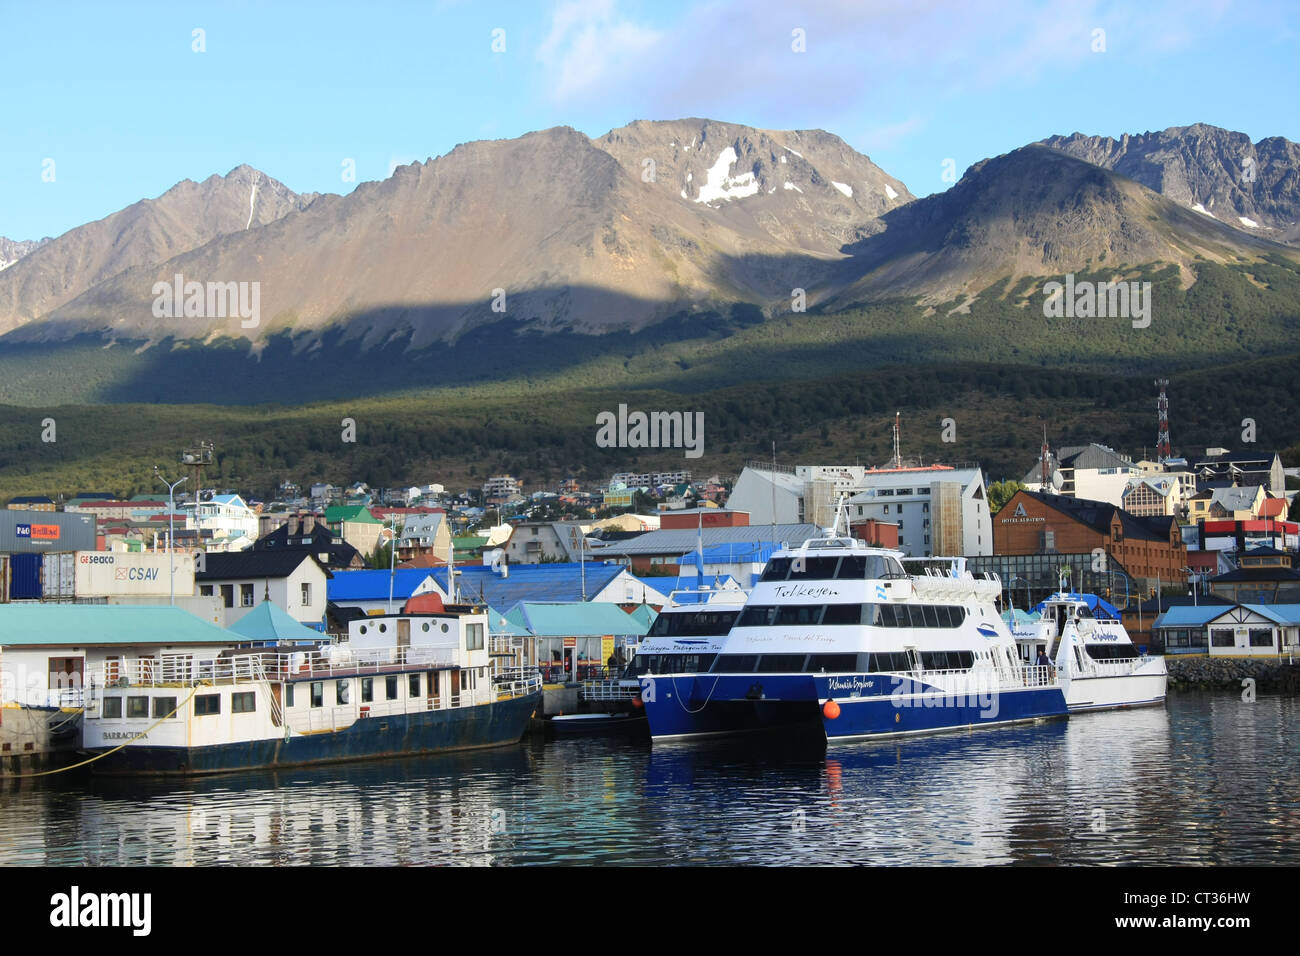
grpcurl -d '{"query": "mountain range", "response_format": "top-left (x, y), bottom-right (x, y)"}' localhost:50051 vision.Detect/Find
top-left (0, 119), bottom-right (1297, 406)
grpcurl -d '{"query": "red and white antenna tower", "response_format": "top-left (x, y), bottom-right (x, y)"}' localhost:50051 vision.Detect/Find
top-left (1155, 379), bottom-right (1171, 461)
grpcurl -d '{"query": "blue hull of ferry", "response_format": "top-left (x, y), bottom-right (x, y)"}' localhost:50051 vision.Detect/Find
top-left (86, 692), bottom-right (541, 776)
top-left (643, 673), bottom-right (1066, 742)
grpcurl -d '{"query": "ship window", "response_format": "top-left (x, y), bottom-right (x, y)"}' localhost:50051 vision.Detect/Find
top-left (756, 654), bottom-right (808, 672)
top-left (736, 605), bottom-right (778, 627)
top-left (195, 694), bottom-right (221, 716)
top-left (809, 654), bottom-right (858, 672)
top-left (153, 697), bottom-right (178, 719)
top-left (775, 605), bottom-right (822, 626)
top-left (125, 696), bottom-right (149, 718)
top-left (409, 674), bottom-right (421, 697)
top-left (923, 605), bottom-right (941, 628)
top-left (102, 697), bottom-right (122, 718)
top-left (1084, 644), bottom-right (1139, 661)
top-left (385, 676), bottom-right (399, 700)
top-left (232, 692), bottom-right (256, 713)
top-left (950, 606), bottom-right (966, 627)
top-left (713, 655), bottom-right (759, 673)
top-left (836, 555), bottom-right (867, 579)
top-left (310, 682), bottom-right (324, 707)
top-left (466, 623), bottom-right (485, 651)
top-left (761, 558), bottom-right (792, 581)
top-left (819, 604), bottom-right (859, 625)
top-left (867, 652), bottom-right (911, 672)
top-left (285, 683), bottom-right (295, 707)
top-left (788, 556), bottom-right (841, 580)
top-left (336, 681), bottom-right (350, 705)
top-left (361, 678), bottom-right (374, 703)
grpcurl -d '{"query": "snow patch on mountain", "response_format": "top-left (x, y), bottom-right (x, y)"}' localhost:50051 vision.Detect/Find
top-left (695, 147), bottom-right (759, 204)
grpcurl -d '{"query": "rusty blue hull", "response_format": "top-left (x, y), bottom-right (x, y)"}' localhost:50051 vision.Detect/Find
top-left (86, 692), bottom-right (541, 776)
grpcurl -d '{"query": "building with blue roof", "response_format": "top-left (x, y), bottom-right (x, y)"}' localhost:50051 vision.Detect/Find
top-left (326, 569), bottom-right (440, 614)
top-left (424, 562), bottom-right (669, 610)
top-left (1151, 602), bottom-right (1300, 656)
top-left (677, 540), bottom-right (781, 588)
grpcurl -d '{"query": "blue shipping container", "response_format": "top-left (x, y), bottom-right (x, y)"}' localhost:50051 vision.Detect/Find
top-left (9, 553), bottom-right (43, 600)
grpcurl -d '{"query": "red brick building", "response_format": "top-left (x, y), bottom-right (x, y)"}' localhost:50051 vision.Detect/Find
top-left (994, 490), bottom-right (1188, 586)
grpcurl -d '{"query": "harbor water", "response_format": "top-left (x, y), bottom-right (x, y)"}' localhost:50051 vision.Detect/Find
top-left (1, 692), bottom-right (1295, 866)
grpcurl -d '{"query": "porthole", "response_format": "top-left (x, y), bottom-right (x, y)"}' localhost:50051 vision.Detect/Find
top-left (379, 623), bottom-right (387, 633)
top-left (441, 623), bottom-right (449, 633)
top-left (359, 625), bottom-right (367, 635)
top-left (422, 622), bottom-right (430, 632)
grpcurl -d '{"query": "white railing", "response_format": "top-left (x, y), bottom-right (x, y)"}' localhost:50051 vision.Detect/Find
top-left (493, 668), bottom-right (542, 699)
top-left (581, 679), bottom-right (640, 702)
top-left (89, 645), bottom-right (461, 690)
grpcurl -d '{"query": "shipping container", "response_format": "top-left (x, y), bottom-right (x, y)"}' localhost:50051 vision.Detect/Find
top-left (41, 552), bottom-right (77, 600)
top-left (0, 511), bottom-right (97, 554)
top-left (9, 553), bottom-right (43, 600)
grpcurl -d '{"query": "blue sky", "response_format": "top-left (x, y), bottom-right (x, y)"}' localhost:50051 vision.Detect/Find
top-left (2, 0), bottom-right (1296, 240)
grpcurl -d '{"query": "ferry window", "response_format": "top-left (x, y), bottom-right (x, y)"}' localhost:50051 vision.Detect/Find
top-left (822, 604), bottom-right (863, 625)
top-left (385, 676), bottom-right (399, 700)
top-left (953, 651), bottom-right (974, 669)
top-left (712, 655), bottom-right (759, 673)
top-left (153, 697), bottom-right (178, 719)
top-left (126, 696), bottom-right (149, 718)
top-left (756, 654), bottom-right (808, 672)
top-left (285, 683), bottom-right (295, 707)
top-left (736, 606), bottom-right (778, 627)
top-left (875, 604), bottom-right (897, 627)
top-left (359, 625), bottom-right (368, 635)
top-left (333, 680), bottom-right (348, 705)
top-left (422, 623), bottom-right (430, 632)
top-left (310, 682), bottom-right (324, 707)
top-left (696, 654), bottom-right (718, 672)
top-left (409, 674), bottom-right (421, 697)
top-left (864, 556), bottom-right (903, 579)
top-left (361, 678), bottom-right (374, 703)
top-left (466, 623), bottom-right (485, 651)
top-left (923, 605), bottom-right (941, 628)
top-left (836, 555), bottom-right (867, 579)
top-left (921, 651), bottom-right (946, 670)
top-left (950, 606), bottom-right (966, 627)
top-left (194, 694), bottom-right (220, 716)
top-left (102, 697), bottom-right (122, 718)
top-left (633, 654), bottom-right (659, 675)
top-left (775, 604), bottom-right (822, 626)
top-left (1085, 644), bottom-right (1138, 661)
top-left (232, 692), bottom-right (256, 713)
top-left (789, 556), bottom-right (840, 580)
top-left (809, 654), bottom-right (857, 672)
top-left (760, 558), bottom-right (792, 581)
top-left (860, 604), bottom-right (882, 626)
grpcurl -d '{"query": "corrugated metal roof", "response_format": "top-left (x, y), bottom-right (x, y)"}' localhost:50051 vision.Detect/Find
top-left (328, 568), bottom-right (436, 601)
top-left (227, 600), bottom-right (324, 642)
top-left (1151, 605), bottom-right (1230, 628)
top-left (196, 551), bottom-right (327, 581)
top-left (0, 604), bottom-right (235, 646)
top-left (488, 607), bottom-right (529, 637)
top-left (625, 604), bottom-right (658, 629)
top-left (594, 524), bottom-right (820, 557)
top-left (429, 563), bottom-right (627, 606)
top-left (677, 541), bottom-right (781, 566)
top-left (503, 602), bottom-right (650, 637)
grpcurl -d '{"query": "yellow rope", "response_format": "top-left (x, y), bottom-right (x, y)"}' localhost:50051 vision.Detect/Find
top-left (7, 688), bottom-right (197, 779)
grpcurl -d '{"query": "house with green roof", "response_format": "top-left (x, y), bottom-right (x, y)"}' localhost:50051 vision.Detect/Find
top-left (325, 504), bottom-right (384, 558)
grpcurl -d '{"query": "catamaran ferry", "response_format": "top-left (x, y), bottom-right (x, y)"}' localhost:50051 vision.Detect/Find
top-left (641, 524), bottom-right (1068, 743)
top-left (1011, 591), bottom-right (1167, 712)
top-left (81, 607), bottom-right (541, 775)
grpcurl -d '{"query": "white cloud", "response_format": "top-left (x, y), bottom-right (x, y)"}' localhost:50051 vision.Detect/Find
top-left (536, 0), bottom-right (663, 100)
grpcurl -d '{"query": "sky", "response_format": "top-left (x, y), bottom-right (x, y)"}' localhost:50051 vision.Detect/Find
top-left (2, 0), bottom-right (1297, 240)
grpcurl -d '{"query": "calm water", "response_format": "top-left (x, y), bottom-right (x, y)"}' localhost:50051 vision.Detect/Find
top-left (1, 692), bottom-right (1296, 865)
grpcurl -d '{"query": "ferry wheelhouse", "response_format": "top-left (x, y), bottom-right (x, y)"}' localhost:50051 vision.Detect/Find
top-left (641, 525), bottom-right (1068, 743)
top-left (1011, 591), bottom-right (1167, 712)
top-left (81, 608), bottom-right (541, 775)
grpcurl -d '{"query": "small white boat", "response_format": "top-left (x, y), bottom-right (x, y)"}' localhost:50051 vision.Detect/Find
top-left (1011, 592), bottom-right (1167, 712)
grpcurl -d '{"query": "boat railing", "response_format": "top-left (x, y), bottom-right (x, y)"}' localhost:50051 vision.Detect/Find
top-left (581, 679), bottom-right (641, 702)
top-left (493, 667), bottom-right (542, 700)
top-left (87, 645), bottom-right (463, 690)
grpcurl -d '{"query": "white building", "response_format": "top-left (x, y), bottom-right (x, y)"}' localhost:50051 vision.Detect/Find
top-left (184, 494), bottom-right (261, 550)
top-left (729, 463), bottom-right (992, 557)
top-left (194, 551), bottom-right (330, 628)
top-left (1022, 444), bottom-right (1141, 506)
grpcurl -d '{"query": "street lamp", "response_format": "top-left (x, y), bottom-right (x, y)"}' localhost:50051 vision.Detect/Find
top-left (1181, 567), bottom-right (1198, 606)
top-left (155, 466), bottom-right (188, 606)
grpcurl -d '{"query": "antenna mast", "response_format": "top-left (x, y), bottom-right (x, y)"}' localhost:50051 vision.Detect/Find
top-left (891, 412), bottom-right (901, 469)
top-left (1040, 425), bottom-right (1051, 488)
top-left (1155, 379), bottom-right (1171, 462)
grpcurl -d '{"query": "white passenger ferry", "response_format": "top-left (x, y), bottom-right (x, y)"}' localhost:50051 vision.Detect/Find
top-left (641, 511), bottom-right (1068, 742)
top-left (564, 588), bottom-right (745, 736)
top-left (1010, 590), bottom-right (1167, 712)
top-left (81, 608), bottom-right (541, 775)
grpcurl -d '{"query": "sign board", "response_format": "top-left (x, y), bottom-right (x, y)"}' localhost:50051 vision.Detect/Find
top-left (74, 551), bottom-right (195, 597)
top-left (563, 636), bottom-right (577, 648)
